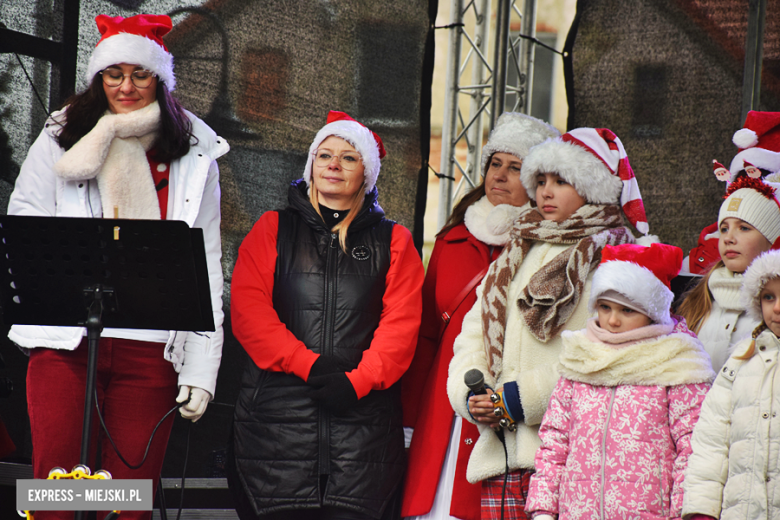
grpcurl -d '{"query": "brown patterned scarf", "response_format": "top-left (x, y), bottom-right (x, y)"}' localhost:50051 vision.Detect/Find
top-left (480, 204), bottom-right (633, 378)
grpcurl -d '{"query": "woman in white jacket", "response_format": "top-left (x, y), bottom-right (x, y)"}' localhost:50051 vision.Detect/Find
top-left (9, 14), bottom-right (227, 520)
top-left (684, 248), bottom-right (780, 520)
top-left (447, 128), bottom-right (651, 520)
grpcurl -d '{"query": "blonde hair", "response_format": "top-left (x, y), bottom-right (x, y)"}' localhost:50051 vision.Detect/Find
top-left (309, 181), bottom-right (366, 253)
top-left (677, 260), bottom-right (724, 335)
top-left (733, 323), bottom-right (767, 360)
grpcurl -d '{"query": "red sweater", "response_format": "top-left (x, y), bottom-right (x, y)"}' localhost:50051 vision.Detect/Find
top-left (231, 210), bottom-right (424, 399)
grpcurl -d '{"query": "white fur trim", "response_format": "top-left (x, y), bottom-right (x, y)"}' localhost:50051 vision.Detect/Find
top-left (463, 196), bottom-right (530, 246)
top-left (520, 138), bottom-right (623, 204)
top-left (559, 329), bottom-right (715, 386)
top-left (740, 250), bottom-right (780, 321)
top-left (87, 33), bottom-right (175, 90)
top-left (303, 120), bottom-right (381, 194)
top-left (480, 112), bottom-right (560, 173)
top-left (589, 260), bottom-right (674, 325)
top-left (729, 147), bottom-right (780, 176)
top-left (635, 234), bottom-right (660, 246)
top-left (733, 127), bottom-right (759, 149)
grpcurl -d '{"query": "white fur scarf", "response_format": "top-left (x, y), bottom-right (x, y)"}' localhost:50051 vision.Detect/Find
top-left (558, 323), bottom-right (715, 387)
top-left (54, 102), bottom-right (162, 220)
top-left (463, 196), bottom-right (531, 246)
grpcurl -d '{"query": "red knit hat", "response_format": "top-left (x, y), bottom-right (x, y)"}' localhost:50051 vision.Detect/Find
top-left (589, 243), bottom-right (683, 325)
top-left (86, 14), bottom-right (176, 90)
top-left (728, 111), bottom-right (780, 177)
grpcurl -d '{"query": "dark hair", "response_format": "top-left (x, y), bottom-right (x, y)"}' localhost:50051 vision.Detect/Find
top-left (55, 75), bottom-right (193, 163)
top-left (437, 179), bottom-right (487, 238)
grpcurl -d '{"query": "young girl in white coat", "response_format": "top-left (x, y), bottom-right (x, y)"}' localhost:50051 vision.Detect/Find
top-left (525, 243), bottom-right (713, 520)
top-left (683, 249), bottom-right (780, 520)
top-left (678, 176), bottom-right (780, 370)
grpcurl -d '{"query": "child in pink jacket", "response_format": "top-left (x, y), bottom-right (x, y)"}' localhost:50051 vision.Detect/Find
top-left (525, 243), bottom-right (715, 520)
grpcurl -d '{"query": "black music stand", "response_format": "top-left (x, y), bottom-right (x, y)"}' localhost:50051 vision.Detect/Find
top-left (0, 215), bottom-right (215, 518)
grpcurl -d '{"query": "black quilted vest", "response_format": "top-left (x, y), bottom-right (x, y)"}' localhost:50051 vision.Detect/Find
top-left (231, 180), bottom-right (405, 519)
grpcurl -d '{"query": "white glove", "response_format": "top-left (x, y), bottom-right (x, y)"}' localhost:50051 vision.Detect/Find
top-left (176, 385), bottom-right (211, 422)
top-left (533, 515), bottom-right (556, 520)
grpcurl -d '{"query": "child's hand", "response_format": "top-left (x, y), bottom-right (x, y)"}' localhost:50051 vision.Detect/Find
top-left (468, 386), bottom-right (503, 429)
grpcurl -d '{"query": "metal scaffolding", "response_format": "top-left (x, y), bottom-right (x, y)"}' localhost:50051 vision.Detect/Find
top-left (437, 0), bottom-right (538, 230)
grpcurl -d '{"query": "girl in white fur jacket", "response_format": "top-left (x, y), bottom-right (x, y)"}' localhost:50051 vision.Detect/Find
top-left (684, 249), bottom-right (780, 520)
top-left (448, 128), bottom-right (651, 520)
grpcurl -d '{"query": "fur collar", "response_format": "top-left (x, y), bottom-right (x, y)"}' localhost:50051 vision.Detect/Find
top-left (54, 102), bottom-right (162, 220)
top-left (709, 266), bottom-right (744, 311)
top-left (463, 196), bottom-right (530, 246)
top-left (559, 324), bottom-right (715, 386)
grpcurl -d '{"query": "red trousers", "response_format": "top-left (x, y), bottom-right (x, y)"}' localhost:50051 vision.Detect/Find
top-left (27, 338), bottom-right (178, 520)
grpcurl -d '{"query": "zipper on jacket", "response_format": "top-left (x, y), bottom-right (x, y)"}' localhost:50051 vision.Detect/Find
top-left (318, 232), bottom-right (339, 481)
top-left (600, 387), bottom-right (616, 520)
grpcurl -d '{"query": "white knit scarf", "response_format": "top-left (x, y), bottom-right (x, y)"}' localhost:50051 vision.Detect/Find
top-left (54, 101), bottom-right (162, 220)
top-left (708, 266), bottom-right (745, 312)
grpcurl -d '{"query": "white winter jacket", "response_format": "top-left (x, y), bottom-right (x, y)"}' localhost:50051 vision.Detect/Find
top-left (448, 241), bottom-right (593, 483)
top-left (696, 267), bottom-right (758, 371)
top-left (683, 329), bottom-right (780, 520)
top-left (7, 109), bottom-right (228, 397)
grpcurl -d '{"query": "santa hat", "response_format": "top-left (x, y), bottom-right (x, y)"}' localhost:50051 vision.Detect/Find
top-left (588, 243), bottom-right (683, 326)
top-left (480, 112), bottom-right (560, 173)
top-left (718, 176), bottom-right (780, 245)
top-left (729, 111), bottom-right (780, 177)
top-left (303, 111), bottom-right (386, 194)
top-left (86, 14), bottom-right (176, 90)
top-left (740, 249), bottom-right (780, 321)
top-left (520, 127), bottom-right (650, 235)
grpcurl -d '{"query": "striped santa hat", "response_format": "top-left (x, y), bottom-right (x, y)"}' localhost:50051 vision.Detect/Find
top-left (86, 14), bottom-right (176, 90)
top-left (521, 127), bottom-right (650, 235)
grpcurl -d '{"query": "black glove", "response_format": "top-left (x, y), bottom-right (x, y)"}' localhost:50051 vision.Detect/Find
top-left (308, 372), bottom-right (358, 414)
top-left (308, 355), bottom-right (341, 381)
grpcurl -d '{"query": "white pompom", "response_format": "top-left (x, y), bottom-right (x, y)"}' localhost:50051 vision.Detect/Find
top-left (733, 128), bottom-right (759, 149)
top-left (635, 234), bottom-right (660, 247)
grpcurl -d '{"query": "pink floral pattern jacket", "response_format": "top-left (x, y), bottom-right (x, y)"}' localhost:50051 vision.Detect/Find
top-left (526, 319), bottom-right (715, 520)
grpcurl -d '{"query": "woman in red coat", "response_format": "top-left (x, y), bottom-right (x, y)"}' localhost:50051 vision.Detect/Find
top-left (401, 113), bottom-right (559, 520)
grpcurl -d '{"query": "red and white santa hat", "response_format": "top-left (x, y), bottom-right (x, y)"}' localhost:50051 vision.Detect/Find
top-left (304, 111), bottom-right (386, 194)
top-left (588, 242), bottom-right (683, 326)
top-left (729, 111), bottom-right (780, 177)
top-left (520, 127), bottom-right (650, 235)
top-left (86, 14), bottom-right (176, 90)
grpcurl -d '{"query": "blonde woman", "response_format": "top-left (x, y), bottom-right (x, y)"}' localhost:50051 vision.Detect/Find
top-left (227, 111), bottom-right (424, 520)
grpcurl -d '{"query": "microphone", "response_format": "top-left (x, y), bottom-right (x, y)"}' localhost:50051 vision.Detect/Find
top-left (464, 369), bottom-right (487, 395)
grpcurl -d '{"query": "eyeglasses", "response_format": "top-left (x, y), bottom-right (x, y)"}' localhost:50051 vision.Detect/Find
top-left (100, 67), bottom-right (156, 89)
top-left (312, 149), bottom-right (363, 171)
